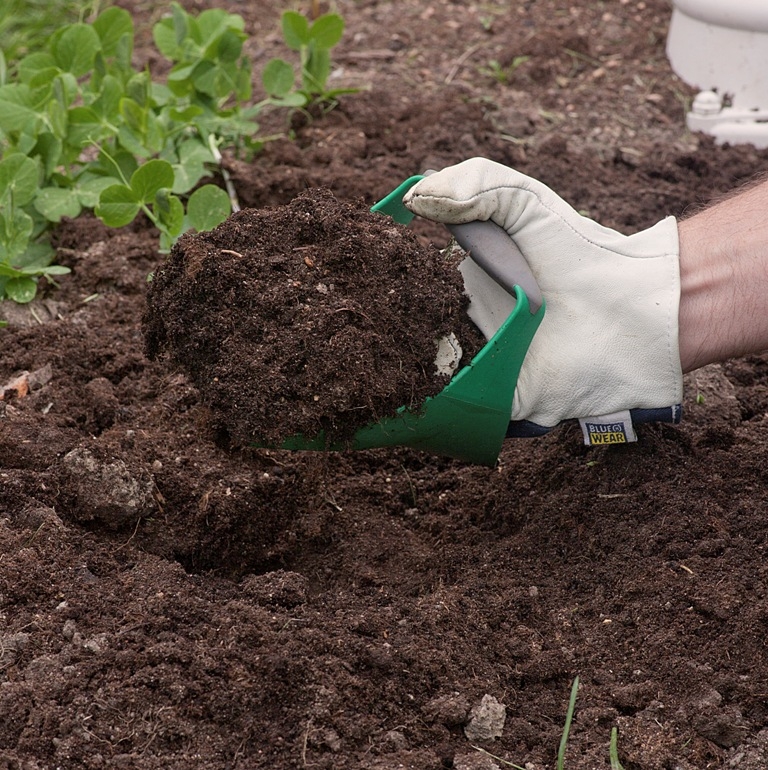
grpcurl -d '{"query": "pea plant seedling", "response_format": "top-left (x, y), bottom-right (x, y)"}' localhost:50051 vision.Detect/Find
top-left (0, 3), bottom-right (348, 303)
top-left (262, 11), bottom-right (354, 110)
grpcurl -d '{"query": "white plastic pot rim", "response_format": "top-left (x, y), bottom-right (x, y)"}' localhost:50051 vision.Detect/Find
top-left (673, 0), bottom-right (768, 33)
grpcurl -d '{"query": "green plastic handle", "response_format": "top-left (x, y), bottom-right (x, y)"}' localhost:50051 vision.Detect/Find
top-left (370, 175), bottom-right (423, 224)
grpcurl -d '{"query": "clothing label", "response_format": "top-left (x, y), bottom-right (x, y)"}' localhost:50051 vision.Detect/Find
top-left (579, 410), bottom-right (637, 446)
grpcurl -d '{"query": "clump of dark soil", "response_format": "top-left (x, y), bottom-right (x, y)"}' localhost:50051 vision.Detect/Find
top-left (143, 187), bottom-right (483, 445)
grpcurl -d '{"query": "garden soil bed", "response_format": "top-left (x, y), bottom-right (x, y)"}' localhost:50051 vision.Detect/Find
top-left (3, 1), bottom-right (768, 769)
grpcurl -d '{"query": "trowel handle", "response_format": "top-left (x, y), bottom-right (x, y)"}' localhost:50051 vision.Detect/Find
top-left (446, 220), bottom-right (543, 315)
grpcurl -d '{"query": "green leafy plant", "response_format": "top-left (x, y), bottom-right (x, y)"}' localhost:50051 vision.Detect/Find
top-left (479, 55), bottom-right (530, 85)
top-left (0, 153), bottom-right (69, 302)
top-left (95, 156), bottom-right (230, 252)
top-left (0, 3), bottom-right (350, 303)
top-left (151, 3), bottom-right (259, 156)
top-left (262, 10), bottom-right (354, 108)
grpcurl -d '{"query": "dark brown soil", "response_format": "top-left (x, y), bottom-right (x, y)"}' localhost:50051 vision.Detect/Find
top-left (3, 1), bottom-right (768, 769)
top-left (143, 188), bottom-right (482, 446)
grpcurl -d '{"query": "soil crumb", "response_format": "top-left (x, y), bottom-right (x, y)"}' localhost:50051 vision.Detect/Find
top-left (143, 188), bottom-right (483, 445)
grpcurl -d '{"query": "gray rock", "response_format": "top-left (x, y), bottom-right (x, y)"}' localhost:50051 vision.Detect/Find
top-left (464, 694), bottom-right (506, 742)
top-left (61, 447), bottom-right (155, 528)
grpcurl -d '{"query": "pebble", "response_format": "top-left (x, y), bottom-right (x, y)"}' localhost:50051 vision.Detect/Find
top-left (464, 694), bottom-right (506, 742)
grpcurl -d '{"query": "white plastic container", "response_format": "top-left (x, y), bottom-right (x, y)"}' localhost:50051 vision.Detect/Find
top-left (666, 0), bottom-right (768, 147)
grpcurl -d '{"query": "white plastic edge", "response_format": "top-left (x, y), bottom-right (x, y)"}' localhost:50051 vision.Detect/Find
top-left (672, 0), bottom-right (768, 33)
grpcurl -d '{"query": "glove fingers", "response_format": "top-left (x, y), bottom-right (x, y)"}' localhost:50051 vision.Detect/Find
top-left (404, 158), bottom-right (674, 263)
top-left (404, 158), bottom-right (576, 235)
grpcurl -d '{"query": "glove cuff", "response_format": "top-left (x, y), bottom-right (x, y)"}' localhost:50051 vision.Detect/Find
top-left (507, 405), bottom-right (683, 442)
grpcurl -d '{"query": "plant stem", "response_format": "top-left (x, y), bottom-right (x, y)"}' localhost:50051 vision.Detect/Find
top-left (207, 135), bottom-right (240, 213)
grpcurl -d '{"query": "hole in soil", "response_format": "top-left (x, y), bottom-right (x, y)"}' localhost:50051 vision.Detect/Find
top-left (174, 547), bottom-right (289, 580)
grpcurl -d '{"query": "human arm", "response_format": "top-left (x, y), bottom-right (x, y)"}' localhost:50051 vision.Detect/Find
top-left (678, 177), bottom-right (768, 372)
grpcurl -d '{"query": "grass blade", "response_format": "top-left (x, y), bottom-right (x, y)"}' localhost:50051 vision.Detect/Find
top-left (557, 676), bottom-right (580, 770)
top-left (610, 726), bottom-right (625, 770)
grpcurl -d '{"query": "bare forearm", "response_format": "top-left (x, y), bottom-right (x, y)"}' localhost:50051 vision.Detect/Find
top-left (678, 178), bottom-right (768, 372)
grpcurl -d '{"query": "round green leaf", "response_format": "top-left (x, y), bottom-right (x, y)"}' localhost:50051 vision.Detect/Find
top-left (96, 184), bottom-right (140, 228)
top-left (215, 30), bottom-right (244, 63)
top-left (309, 15), bottom-right (345, 49)
top-left (199, 7), bottom-right (244, 34)
top-left (5, 276), bottom-right (37, 304)
top-left (152, 19), bottom-right (179, 60)
top-left (34, 187), bottom-right (82, 222)
top-left (0, 154), bottom-right (39, 207)
top-left (93, 7), bottom-right (134, 59)
top-left (130, 160), bottom-right (175, 204)
top-left (52, 24), bottom-right (100, 77)
top-left (281, 11), bottom-right (310, 50)
top-left (186, 185), bottom-right (231, 232)
top-left (262, 58), bottom-right (294, 98)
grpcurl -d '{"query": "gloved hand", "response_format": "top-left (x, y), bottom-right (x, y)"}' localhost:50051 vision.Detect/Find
top-left (403, 158), bottom-right (683, 443)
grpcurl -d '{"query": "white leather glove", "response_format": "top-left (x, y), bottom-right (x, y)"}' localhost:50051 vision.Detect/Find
top-left (403, 158), bottom-right (683, 441)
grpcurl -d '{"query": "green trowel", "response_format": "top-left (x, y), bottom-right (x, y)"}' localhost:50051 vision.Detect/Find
top-left (276, 174), bottom-right (546, 467)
